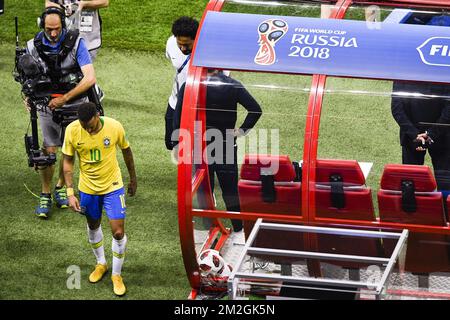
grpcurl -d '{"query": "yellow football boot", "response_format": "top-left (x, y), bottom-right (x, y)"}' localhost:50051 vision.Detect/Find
top-left (89, 264), bottom-right (108, 283)
top-left (111, 274), bottom-right (126, 296)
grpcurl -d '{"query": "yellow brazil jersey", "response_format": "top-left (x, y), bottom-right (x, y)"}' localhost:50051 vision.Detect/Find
top-left (62, 117), bottom-right (130, 195)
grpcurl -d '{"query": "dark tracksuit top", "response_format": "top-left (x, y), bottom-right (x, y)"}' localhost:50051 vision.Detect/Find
top-left (391, 81), bottom-right (450, 147)
top-left (391, 80), bottom-right (450, 191)
top-left (173, 73), bottom-right (262, 138)
top-left (173, 72), bottom-right (263, 231)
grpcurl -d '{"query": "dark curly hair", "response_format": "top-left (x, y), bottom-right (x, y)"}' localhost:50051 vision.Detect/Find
top-left (78, 102), bottom-right (98, 123)
top-left (172, 16), bottom-right (199, 39)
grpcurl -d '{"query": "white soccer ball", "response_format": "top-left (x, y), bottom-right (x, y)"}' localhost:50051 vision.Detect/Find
top-left (217, 263), bottom-right (233, 278)
top-left (206, 263), bottom-right (234, 286)
top-left (197, 249), bottom-right (225, 276)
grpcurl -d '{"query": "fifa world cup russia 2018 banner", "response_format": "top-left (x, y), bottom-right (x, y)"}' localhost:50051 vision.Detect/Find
top-left (193, 12), bottom-right (450, 83)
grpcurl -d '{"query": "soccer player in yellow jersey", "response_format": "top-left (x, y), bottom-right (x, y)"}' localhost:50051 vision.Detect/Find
top-left (62, 102), bottom-right (137, 296)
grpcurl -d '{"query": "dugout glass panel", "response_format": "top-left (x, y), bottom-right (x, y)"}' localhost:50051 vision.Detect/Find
top-left (317, 77), bottom-right (450, 279)
top-left (316, 77), bottom-right (396, 219)
top-left (342, 3), bottom-right (450, 25)
top-left (191, 70), bottom-right (311, 259)
top-left (222, 0), bottom-right (338, 19)
top-left (317, 77), bottom-right (450, 216)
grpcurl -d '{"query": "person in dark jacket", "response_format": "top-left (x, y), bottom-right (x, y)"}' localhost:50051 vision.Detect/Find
top-left (391, 80), bottom-right (450, 193)
top-left (173, 70), bottom-right (262, 243)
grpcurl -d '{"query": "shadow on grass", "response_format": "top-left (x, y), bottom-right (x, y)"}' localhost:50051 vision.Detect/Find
top-left (101, 98), bottom-right (151, 113)
top-left (125, 262), bottom-right (187, 288)
top-left (1, 237), bottom-right (68, 260)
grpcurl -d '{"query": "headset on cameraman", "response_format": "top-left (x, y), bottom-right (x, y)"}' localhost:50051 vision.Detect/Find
top-left (39, 6), bottom-right (67, 30)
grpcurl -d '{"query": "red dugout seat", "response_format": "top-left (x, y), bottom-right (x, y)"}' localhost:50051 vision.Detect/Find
top-left (378, 164), bottom-right (446, 226)
top-left (239, 154), bottom-right (301, 218)
top-left (314, 159), bottom-right (375, 221)
top-left (238, 154), bottom-right (302, 253)
top-left (378, 164), bottom-right (450, 274)
top-left (314, 159), bottom-right (379, 273)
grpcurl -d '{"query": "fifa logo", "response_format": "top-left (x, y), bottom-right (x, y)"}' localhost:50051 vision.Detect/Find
top-left (254, 19), bottom-right (288, 66)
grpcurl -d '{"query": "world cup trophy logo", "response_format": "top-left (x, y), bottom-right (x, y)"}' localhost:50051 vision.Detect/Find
top-left (254, 19), bottom-right (288, 66)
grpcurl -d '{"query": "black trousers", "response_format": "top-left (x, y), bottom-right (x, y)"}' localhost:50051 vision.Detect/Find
top-left (402, 145), bottom-right (450, 192)
top-left (208, 140), bottom-right (243, 232)
top-left (164, 104), bottom-right (174, 150)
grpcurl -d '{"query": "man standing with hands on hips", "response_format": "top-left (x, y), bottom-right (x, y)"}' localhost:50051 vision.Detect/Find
top-left (62, 102), bottom-right (137, 296)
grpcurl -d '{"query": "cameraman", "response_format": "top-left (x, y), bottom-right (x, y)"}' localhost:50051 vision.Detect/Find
top-left (26, 7), bottom-right (96, 218)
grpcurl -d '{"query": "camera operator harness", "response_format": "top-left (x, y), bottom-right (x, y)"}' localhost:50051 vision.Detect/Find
top-left (14, 17), bottom-right (103, 169)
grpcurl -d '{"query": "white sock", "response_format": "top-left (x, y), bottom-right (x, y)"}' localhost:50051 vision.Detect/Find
top-left (112, 234), bottom-right (127, 275)
top-left (87, 225), bottom-right (107, 265)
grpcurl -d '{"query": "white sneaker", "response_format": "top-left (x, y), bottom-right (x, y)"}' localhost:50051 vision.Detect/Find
top-left (231, 230), bottom-right (245, 245)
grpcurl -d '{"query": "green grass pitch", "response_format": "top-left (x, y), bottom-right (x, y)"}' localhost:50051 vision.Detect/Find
top-left (0, 0), bottom-right (434, 299)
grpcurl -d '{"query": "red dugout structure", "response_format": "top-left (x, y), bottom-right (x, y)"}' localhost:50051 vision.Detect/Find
top-left (177, 0), bottom-right (450, 299)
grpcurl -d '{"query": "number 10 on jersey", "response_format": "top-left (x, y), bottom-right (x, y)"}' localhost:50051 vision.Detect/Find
top-left (90, 149), bottom-right (101, 161)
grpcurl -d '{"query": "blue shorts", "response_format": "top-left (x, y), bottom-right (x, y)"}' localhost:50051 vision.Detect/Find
top-left (80, 188), bottom-right (126, 221)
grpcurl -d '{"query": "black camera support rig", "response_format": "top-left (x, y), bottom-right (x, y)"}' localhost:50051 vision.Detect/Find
top-left (14, 16), bottom-right (104, 169)
top-left (14, 17), bottom-right (57, 168)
